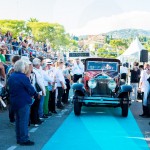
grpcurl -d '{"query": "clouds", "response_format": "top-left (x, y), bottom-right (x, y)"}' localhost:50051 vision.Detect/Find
top-left (69, 11), bottom-right (150, 35)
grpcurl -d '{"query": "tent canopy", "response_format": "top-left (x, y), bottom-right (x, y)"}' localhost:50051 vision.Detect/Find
top-left (117, 37), bottom-right (145, 62)
top-left (123, 37), bottom-right (144, 56)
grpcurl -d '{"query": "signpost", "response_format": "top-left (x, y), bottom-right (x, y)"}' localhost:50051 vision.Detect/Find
top-left (69, 52), bottom-right (90, 58)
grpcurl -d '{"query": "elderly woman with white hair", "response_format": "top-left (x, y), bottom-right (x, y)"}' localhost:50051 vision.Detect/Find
top-left (8, 60), bottom-right (39, 146)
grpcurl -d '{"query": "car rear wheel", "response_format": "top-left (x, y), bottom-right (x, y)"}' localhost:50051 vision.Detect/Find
top-left (74, 99), bottom-right (81, 116)
top-left (121, 93), bottom-right (129, 117)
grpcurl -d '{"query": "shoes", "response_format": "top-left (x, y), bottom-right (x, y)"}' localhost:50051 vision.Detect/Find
top-left (10, 122), bottom-right (15, 126)
top-left (56, 101), bottom-right (65, 109)
top-left (20, 140), bottom-right (35, 146)
top-left (34, 124), bottom-right (39, 127)
top-left (139, 114), bottom-right (145, 117)
top-left (31, 120), bottom-right (42, 126)
top-left (52, 111), bottom-right (57, 114)
top-left (142, 115), bottom-right (150, 118)
top-left (57, 103), bottom-right (64, 109)
top-left (139, 114), bottom-right (150, 118)
top-left (57, 105), bottom-right (64, 109)
top-left (39, 118), bottom-right (45, 121)
top-left (42, 115), bottom-right (48, 119)
top-left (45, 113), bottom-right (52, 116)
top-left (63, 101), bottom-right (70, 105)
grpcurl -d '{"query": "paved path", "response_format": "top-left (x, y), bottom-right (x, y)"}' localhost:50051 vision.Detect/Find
top-left (42, 106), bottom-right (150, 150)
top-left (1, 100), bottom-right (150, 150)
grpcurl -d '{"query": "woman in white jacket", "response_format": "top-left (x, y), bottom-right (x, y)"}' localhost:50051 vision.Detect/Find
top-left (30, 58), bottom-right (46, 126)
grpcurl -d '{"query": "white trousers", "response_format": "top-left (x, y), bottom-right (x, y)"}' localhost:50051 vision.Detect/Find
top-left (130, 83), bottom-right (138, 101)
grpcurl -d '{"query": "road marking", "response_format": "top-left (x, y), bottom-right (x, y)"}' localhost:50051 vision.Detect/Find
top-left (7, 146), bottom-right (17, 150)
top-left (29, 127), bottom-right (38, 133)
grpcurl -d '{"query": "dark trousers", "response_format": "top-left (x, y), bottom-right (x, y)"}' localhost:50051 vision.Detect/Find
top-left (9, 104), bottom-right (15, 122)
top-left (62, 89), bottom-right (70, 103)
top-left (30, 98), bottom-right (40, 124)
top-left (15, 104), bottom-right (30, 143)
top-left (57, 87), bottom-right (64, 106)
top-left (121, 73), bottom-right (127, 82)
top-left (73, 74), bottom-right (82, 83)
top-left (142, 92), bottom-right (150, 115)
top-left (49, 90), bottom-right (56, 112)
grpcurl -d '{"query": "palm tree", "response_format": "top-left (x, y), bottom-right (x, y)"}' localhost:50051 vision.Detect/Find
top-left (28, 18), bottom-right (39, 22)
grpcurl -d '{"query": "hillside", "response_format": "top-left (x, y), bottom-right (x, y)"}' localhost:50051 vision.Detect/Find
top-left (107, 29), bottom-right (150, 39)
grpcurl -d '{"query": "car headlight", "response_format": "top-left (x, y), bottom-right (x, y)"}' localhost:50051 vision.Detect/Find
top-left (108, 80), bottom-right (116, 90)
top-left (88, 79), bottom-right (97, 89)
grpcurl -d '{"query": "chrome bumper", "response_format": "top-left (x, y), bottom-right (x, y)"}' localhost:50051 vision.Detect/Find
top-left (76, 96), bottom-right (130, 104)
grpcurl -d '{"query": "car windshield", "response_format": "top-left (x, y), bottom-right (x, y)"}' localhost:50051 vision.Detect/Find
top-left (87, 61), bottom-right (118, 72)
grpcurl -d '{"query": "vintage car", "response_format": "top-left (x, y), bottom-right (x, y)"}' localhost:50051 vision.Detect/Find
top-left (72, 58), bottom-right (132, 117)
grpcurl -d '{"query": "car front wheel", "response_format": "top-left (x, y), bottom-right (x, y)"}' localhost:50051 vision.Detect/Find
top-left (121, 94), bottom-right (129, 117)
top-left (74, 100), bottom-right (81, 116)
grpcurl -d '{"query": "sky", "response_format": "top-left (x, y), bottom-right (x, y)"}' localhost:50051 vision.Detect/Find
top-left (0, 0), bottom-right (150, 35)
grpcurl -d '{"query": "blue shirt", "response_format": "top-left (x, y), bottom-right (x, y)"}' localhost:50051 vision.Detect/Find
top-left (8, 72), bottom-right (37, 110)
top-left (12, 41), bottom-right (19, 51)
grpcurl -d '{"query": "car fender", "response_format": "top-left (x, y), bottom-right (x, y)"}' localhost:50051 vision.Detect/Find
top-left (72, 83), bottom-right (84, 91)
top-left (72, 83), bottom-right (85, 96)
top-left (119, 85), bottom-right (132, 93)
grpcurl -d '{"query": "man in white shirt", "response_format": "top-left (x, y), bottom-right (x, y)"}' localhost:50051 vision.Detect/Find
top-left (72, 58), bottom-right (84, 83)
top-left (120, 63), bottom-right (128, 82)
top-left (47, 60), bottom-right (57, 113)
top-left (55, 59), bottom-right (66, 109)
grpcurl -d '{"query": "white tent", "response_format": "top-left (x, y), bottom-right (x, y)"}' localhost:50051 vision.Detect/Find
top-left (118, 37), bottom-right (145, 63)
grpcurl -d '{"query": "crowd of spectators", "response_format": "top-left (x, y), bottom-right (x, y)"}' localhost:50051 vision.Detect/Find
top-left (3, 55), bottom-right (77, 146)
top-left (0, 29), bottom-right (51, 59)
top-left (0, 36), bottom-right (85, 146)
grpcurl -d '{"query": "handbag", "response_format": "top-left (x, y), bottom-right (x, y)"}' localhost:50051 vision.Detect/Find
top-left (34, 74), bottom-right (42, 92)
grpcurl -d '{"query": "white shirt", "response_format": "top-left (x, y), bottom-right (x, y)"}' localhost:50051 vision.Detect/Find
top-left (56, 68), bottom-right (66, 87)
top-left (140, 70), bottom-right (150, 106)
top-left (72, 62), bottom-right (84, 75)
top-left (120, 66), bottom-right (128, 74)
top-left (33, 68), bottom-right (46, 96)
top-left (140, 70), bottom-right (149, 92)
top-left (47, 67), bottom-right (57, 90)
top-left (42, 70), bottom-right (53, 86)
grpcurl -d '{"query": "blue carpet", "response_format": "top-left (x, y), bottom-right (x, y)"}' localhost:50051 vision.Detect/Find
top-left (42, 107), bottom-right (149, 150)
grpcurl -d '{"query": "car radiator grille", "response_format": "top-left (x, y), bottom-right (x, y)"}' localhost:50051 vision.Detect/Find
top-left (91, 80), bottom-right (111, 97)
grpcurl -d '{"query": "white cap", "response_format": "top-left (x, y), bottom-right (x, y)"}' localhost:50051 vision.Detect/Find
top-left (45, 59), bottom-right (53, 65)
top-left (21, 56), bottom-right (32, 65)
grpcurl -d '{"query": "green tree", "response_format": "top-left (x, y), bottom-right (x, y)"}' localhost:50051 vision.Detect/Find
top-left (28, 18), bottom-right (39, 22)
top-left (109, 39), bottom-right (128, 51)
top-left (0, 20), bottom-right (26, 37)
top-left (0, 19), bottom-right (78, 51)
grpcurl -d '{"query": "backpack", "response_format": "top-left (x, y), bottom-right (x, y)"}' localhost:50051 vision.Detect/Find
top-left (5, 67), bottom-right (14, 103)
